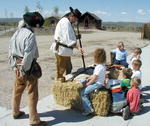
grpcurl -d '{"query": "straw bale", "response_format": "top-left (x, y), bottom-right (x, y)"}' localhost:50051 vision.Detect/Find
top-left (90, 90), bottom-right (111, 116)
top-left (52, 81), bottom-right (83, 110)
top-left (52, 81), bottom-right (111, 116)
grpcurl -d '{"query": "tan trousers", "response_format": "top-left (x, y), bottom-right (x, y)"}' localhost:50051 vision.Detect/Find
top-left (12, 72), bottom-right (40, 125)
top-left (55, 54), bottom-right (72, 79)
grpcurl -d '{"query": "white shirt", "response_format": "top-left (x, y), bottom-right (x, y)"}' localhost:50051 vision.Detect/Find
top-left (93, 64), bottom-right (106, 85)
top-left (132, 69), bottom-right (142, 89)
top-left (132, 69), bottom-right (142, 80)
top-left (54, 17), bottom-right (77, 56)
top-left (9, 27), bottom-right (39, 72)
top-left (130, 55), bottom-right (141, 64)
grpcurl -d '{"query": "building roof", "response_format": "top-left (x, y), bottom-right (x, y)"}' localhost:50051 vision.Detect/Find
top-left (47, 16), bottom-right (60, 20)
top-left (63, 12), bottom-right (102, 21)
top-left (81, 12), bottom-right (102, 21)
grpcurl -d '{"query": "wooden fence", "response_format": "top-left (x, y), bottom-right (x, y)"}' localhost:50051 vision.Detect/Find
top-left (141, 24), bottom-right (150, 40)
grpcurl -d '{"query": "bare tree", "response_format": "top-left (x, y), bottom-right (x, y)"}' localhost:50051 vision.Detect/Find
top-left (24, 6), bottom-right (30, 13)
top-left (36, 1), bottom-right (43, 13)
top-left (51, 6), bottom-right (59, 17)
top-left (4, 9), bottom-right (8, 32)
top-left (10, 12), bottom-right (14, 18)
top-left (4, 9), bottom-right (8, 18)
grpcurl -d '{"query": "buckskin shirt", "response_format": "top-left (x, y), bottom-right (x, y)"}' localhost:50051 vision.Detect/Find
top-left (54, 17), bottom-right (77, 56)
top-left (9, 27), bottom-right (39, 72)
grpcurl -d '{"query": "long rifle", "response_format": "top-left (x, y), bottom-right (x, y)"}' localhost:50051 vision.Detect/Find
top-left (77, 23), bottom-right (86, 69)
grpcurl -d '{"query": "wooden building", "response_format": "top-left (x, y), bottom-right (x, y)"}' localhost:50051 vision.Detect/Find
top-left (45, 16), bottom-right (60, 26)
top-left (63, 12), bottom-right (102, 29)
top-left (79, 12), bottom-right (102, 29)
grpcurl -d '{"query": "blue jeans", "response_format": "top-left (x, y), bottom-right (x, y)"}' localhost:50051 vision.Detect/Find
top-left (113, 59), bottom-right (128, 68)
top-left (80, 83), bottom-right (102, 112)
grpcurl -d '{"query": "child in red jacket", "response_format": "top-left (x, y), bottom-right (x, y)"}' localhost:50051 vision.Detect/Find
top-left (127, 77), bottom-right (141, 114)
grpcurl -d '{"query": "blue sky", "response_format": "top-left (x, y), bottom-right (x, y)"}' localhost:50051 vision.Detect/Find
top-left (0, 0), bottom-right (150, 22)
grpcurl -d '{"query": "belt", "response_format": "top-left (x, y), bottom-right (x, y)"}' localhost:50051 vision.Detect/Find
top-left (55, 40), bottom-right (73, 50)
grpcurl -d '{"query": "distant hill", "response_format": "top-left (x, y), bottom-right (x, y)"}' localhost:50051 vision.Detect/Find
top-left (103, 21), bottom-right (145, 27)
top-left (0, 18), bottom-right (22, 23)
top-left (0, 18), bottom-right (147, 27)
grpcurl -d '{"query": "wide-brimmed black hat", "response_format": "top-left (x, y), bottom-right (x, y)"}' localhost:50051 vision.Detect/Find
top-left (69, 7), bottom-right (82, 19)
top-left (23, 12), bottom-right (45, 27)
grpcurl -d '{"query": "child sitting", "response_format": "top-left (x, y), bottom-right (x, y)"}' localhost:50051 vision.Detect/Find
top-left (105, 69), bottom-right (130, 120)
top-left (111, 42), bottom-right (128, 68)
top-left (130, 48), bottom-right (142, 64)
top-left (120, 68), bottom-right (133, 96)
top-left (127, 77), bottom-right (141, 115)
top-left (80, 48), bottom-right (106, 116)
top-left (131, 59), bottom-right (142, 89)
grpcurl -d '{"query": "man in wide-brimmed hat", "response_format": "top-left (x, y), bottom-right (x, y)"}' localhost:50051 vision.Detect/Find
top-left (9, 12), bottom-right (47, 126)
top-left (53, 7), bottom-right (83, 81)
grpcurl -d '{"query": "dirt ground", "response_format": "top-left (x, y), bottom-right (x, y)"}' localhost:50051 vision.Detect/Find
top-left (0, 30), bottom-right (150, 109)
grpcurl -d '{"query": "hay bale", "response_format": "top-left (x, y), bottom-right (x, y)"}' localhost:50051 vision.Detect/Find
top-left (90, 90), bottom-right (111, 116)
top-left (52, 82), bottom-right (83, 110)
top-left (52, 81), bottom-right (111, 116)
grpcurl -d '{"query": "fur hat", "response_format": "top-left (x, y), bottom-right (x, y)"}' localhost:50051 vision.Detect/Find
top-left (23, 12), bottom-right (45, 27)
top-left (69, 7), bottom-right (82, 19)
